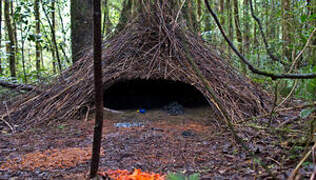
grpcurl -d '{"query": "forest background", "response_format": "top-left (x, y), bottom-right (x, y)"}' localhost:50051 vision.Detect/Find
top-left (0, 0), bottom-right (315, 101)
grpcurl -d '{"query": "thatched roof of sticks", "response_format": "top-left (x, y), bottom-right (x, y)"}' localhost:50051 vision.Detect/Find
top-left (1, 1), bottom-right (271, 131)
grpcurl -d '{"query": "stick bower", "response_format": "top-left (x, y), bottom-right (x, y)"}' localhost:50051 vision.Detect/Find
top-left (1, 1), bottom-right (271, 131)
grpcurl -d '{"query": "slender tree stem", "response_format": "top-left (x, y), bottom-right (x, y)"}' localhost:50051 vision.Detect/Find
top-left (90, 0), bottom-right (104, 178)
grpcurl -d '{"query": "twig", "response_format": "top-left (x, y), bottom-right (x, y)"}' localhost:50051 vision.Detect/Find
top-left (103, 107), bottom-right (123, 114)
top-left (267, 157), bottom-right (281, 166)
top-left (174, 0), bottom-right (186, 25)
top-left (0, 116), bottom-right (15, 133)
top-left (3, 102), bottom-right (15, 133)
top-left (275, 79), bottom-right (298, 110)
top-left (311, 144), bottom-right (316, 180)
top-left (204, 0), bottom-right (316, 80)
top-left (84, 106), bottom-right (90, 122)
top-left (289, 142), bottom-right (316, 180)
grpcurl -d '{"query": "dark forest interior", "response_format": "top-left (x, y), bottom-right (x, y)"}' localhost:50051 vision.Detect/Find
top-left (103, 79), bottom-right (209, 110)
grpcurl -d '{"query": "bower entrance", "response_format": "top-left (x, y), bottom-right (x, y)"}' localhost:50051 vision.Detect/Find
top-left (103, 79), bottom-right (209, 110)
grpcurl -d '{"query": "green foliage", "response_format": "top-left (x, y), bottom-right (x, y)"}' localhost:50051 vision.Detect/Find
top-left (167, 172), bottom-right (200, 180)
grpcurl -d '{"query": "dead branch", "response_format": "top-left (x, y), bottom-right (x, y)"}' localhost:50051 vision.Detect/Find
top-left (289, 142), bottom-right (316, 180)
top-left (0, 80), bottom-right (36, 92)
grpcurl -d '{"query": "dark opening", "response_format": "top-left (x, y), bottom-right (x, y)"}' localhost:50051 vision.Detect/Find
top-left (103, 79), bottom-right (209, 110)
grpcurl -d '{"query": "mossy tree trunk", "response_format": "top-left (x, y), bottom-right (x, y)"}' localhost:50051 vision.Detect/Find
top-left (71, 0), bottom-right (94, 63)
top-left (4, 0), bottom-right (16, 78)
top-left (34, 0), bottom-right (41, 79)
top-left (243, 0), bottom-right (250, 55)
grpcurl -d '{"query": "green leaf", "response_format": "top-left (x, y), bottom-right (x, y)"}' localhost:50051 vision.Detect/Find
top-left (300, 108), bottom-right (316, 119)
top-left (188, 174), bottom-right (200, 180)
top-left (300, 15), bottom-right (308, 23)
top-left (166, 172), bottom-right (200, 180)
top-left (167, 173), bottom-right (185, 180)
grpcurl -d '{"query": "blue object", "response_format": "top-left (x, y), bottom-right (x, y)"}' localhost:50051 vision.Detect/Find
top-left (138, 108), bottom-right (146, 113)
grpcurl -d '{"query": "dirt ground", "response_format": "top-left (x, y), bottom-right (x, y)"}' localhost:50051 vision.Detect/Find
top-left (0, 107), bottom-right (314, 179)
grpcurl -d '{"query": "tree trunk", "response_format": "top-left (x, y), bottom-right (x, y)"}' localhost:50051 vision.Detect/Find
top-left (310, 0), bottom-right (316, 66)
top-left (253, 0), bottom-right (258, 48)
top-left (41, 0), bottom-right (62, 72)
top-left (243, 0), bottom-right (250, 55)
top-left (197, 0), bottom-right (201, 23)
top-left (281, 0), bottom-right (292, 62)
top-left (226, 0), bottom-right (234, 53)
top-left (20, 26), bottom-right (27, 83)
top-left (182, 1), bottom-right (198, 32)
top-left (102, 0), bottom-right (112, 36)
top-left (270, 0), bottom-right (276, 39)
top-left (10, 0), bottom-right (17, 54)
top-left (90, 0), bottom-right (104, 177)
top-left (219, 0), bottom-right (225, 48)
top-left (71, 0), bottom-right (94, 63)
top-left (57, 1), bottom-right (70, 63)
top-left (35, 0), bottom-right (41, 79)
top-left (219, 0), bottom-right (225, 26)
top-left (116, 0), bottom-right (132, 32)
top-left (4, 0), bottom-right (16, 77)
top-left (233, 0), bottom-right (245, 73)
top-left (204, 6), bottom-right (212, 32)
top-left (51, 0), bottom-right (56, 74)
top-left (0, 0), bottom-right (2, 75)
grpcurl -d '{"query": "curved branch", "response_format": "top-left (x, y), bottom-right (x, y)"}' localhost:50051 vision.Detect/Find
top-left (249, 0), bottom-right (288, 65)
top-left (204, 0), bottom-right (316, 80)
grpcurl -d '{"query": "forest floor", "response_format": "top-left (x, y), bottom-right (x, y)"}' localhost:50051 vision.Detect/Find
top-left (0, 106), bottom-right (314, 179)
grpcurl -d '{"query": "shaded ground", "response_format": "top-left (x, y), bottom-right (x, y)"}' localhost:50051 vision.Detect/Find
top-left (0, 107), bottom-right (314, 179)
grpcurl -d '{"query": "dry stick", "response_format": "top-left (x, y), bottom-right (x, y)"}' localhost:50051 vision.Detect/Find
top-left (275, 80), bottom-right (298, 110)
top-left (174, 0), bottom-right (186, 25)
top-left (204, 0), bottom-right (316, 80)
top-left (311, 145), bottom-right (316, 180)
top-left (0, 116), bottom-right (14, 133)
top-left (84, 106), bottom-right (90, 122)
top-left (249, 0), bottom-right (287, 65)
top-left (289, 142), bottom-right (316, 180)
top-left (3, 102), bottom-right (15, 133)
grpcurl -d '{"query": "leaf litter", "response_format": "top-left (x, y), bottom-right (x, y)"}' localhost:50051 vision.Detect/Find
top-left (0, 108), bottom-right (314, 179)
